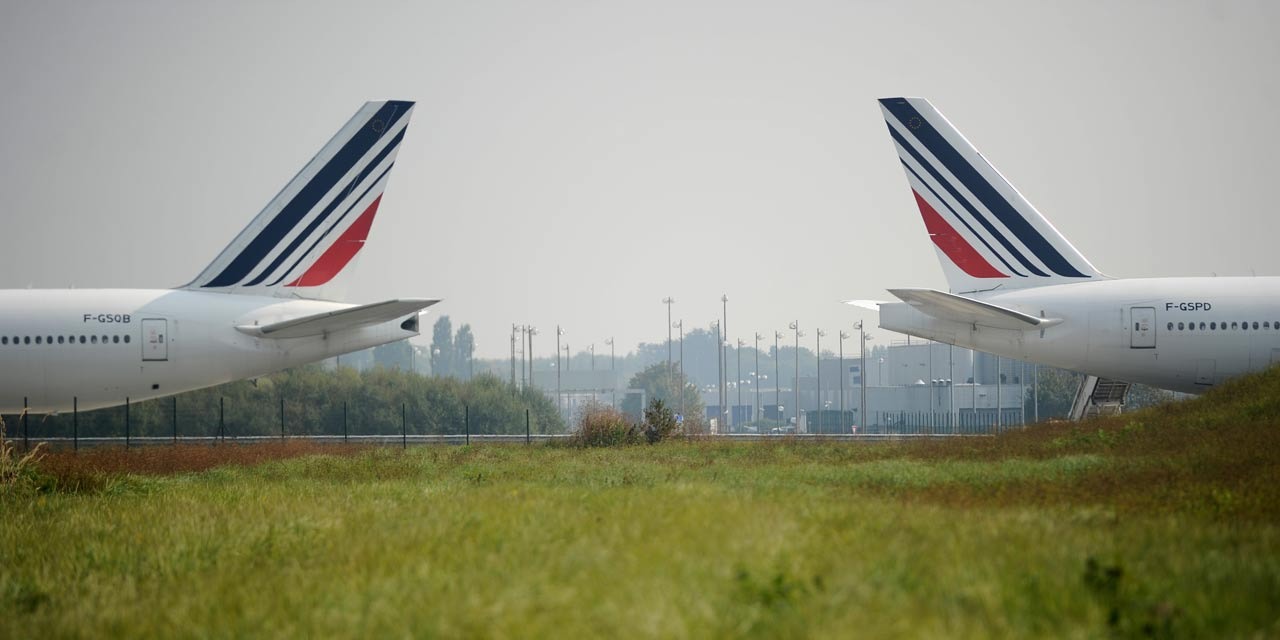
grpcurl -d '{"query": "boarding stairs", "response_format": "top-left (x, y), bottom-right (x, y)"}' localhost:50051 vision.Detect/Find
top-left (1068, 375), bottom-right (1131, 421)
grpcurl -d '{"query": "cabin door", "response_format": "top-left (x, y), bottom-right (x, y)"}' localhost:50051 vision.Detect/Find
top-left (1129, 307), bottom-right (1156, 349)
top-left (142, 318), bottom-right (168, 361)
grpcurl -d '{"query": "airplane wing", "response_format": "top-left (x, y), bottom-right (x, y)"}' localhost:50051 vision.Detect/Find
top-left (237, 299), bottom-right (439, 339)
top-left (887, 288), bottom-right (1060, 331)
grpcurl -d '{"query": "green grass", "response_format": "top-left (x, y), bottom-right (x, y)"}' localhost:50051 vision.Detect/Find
top-left (5, 370), bottom-right (1280, 637)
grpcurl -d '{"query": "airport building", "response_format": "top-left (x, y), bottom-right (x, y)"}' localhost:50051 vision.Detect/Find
top-left (516, 339), bottom-right (1031, 434)
top-left (700, 340), bottom-right (1031, 434)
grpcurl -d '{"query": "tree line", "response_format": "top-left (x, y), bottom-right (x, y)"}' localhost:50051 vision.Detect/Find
top-left (2, 365), bottom-right (562, 440)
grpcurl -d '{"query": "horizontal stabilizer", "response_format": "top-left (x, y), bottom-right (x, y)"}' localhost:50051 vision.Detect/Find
top-left (887, 288), bottom-right (1060, 331)
top-left (238, 298), bottom-right (438, 338)
top-left (843, 299), bottom-right (888, 311)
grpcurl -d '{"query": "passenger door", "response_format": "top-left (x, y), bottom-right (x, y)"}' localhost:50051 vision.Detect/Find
top-left (1129, 307), bottom-right (1156, 349)
top-left (141, 318), bottom-right (168, 361)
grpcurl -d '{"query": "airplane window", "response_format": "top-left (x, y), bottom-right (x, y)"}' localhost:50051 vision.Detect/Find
top-left (79, 335), bottom-right (86, 344)
top-left (1167, 322), bottom-right (1173, 331)
top-left (57, 336), bottom-right (64, 344)
top-left (23, 336), bottom-right (30, 344)
top-left (124, 335), bottom-right (131, 344)
top-left (1210, 322), bottom-right (1217, 330)
top-left (1254, 322), bottom-right (1260, 330)
top-left (101, 335), bottom-right (107, 343)
top-left (1178, 322), bottom-right (1185, 330)
top-left (35, 336), bottom-right (42, 344)
top-left (1, 337), bottom-right (6, 345)
top-left (1242, 322), bottom-right (1249, 331)
top-left (112, 335), bottom-right (119, 344)
top-left (1200, 322), bottom-right (1206, 330)
top-left (91, 335), bottom-right (98, 344)
top-left (1232, 322), bottom-right (1239, 330)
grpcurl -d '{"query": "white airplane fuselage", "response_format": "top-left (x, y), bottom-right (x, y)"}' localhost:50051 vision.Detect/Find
top-left (880, 277), bottom-right (1280, 395)
top-left (0, 289), bottom-right (417, 413)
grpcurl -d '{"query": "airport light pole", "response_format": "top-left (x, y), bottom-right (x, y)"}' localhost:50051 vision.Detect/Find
top-left (556, 326), bottom-right (563, 420)
top-left (528, 326), bottom-right (538, 391)
top-left (927, 340), bottom-right (934, 429)
top-left (754, 332), bottom-right (763, 426)
top-left (589, 343), bottom-right (595, 371)
top-left (605, 337), bottom-right (616, 409)
top-left (789, 322), bottom-right (803, 432)
top-left (712, 320), bottom-right (721, 433)
top-left (511, 324), bottom-right (517, 387)
top-left (721, 294), bottom-right (729, 429)
top-left (519, 325), bottom-right (527, 389)
top-left (856, 321), bottom-right (867, 431)
top-left (673, 321), bottom-right (685, 419)
top-left (996, 356), bottom-right (1002, 433)
top-left (736, 338), bottom-right (745, 431)
top-left (839, 331), bottom-right (848, 433)
top-left (950, 344), bottom-right (956, 433)
top-left (664, 297), bottom-right (675, 391)
top-left (816, 329), bottom-right (826, 434)
top-left (774, 331), bottom-right (783, 427)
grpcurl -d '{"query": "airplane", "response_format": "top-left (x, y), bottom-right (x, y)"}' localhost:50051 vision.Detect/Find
top-left (0, 100), bottom-right (438, 414)
top-left (854, 97), bottom-right (1280, 398)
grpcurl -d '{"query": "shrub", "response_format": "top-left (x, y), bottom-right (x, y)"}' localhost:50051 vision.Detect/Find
top-left (569, 402), bottom-right (642, 447)
top-left (643, 398), bottom-right (680, 443)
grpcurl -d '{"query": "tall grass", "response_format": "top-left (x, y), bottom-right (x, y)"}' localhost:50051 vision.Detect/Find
top-left (3, 368), bottom-right (1280, 637)
top-left (0, 414), bottom-right (43, 496)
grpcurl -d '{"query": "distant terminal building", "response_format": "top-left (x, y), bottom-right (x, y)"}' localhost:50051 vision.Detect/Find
top-left (701, 340), bottom-right (1030, 434)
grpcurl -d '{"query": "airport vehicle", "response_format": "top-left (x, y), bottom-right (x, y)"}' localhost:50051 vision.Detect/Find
top-left (0, 101), bottom-right (437, 413)
top-left (859, 97), bottom-right (1280, 398)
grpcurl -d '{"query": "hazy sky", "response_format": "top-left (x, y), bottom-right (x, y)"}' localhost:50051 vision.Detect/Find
top-left (2, 0), bottom-right (1277, 358)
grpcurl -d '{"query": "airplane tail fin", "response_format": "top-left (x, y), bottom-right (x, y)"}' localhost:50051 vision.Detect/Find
top-left (183, 100), bottom-right (415, 301)
top-left (878, 97), bottom-right (1104, 293)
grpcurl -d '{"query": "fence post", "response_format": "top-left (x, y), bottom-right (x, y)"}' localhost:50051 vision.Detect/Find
top-left (172, 396), bottom-right (178, 444)
top-left (125, 397), bottom-right (131, 449)
top-left (526, 408), bottom-right (531, 445)
top-left (73, 397), bottom-right (78, 452)
top-left (343, 400), bottom-right (348, 444)
top-left (402, 402), bottom-right (407, 450)
top-left (219, 396), bottom-right (225, 443)
top-left (280, 395), bottom-right (285, 441)
top-left (465, 404), bottom-right (470, 446)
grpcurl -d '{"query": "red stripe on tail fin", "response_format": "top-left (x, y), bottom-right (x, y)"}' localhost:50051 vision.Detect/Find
top-left (286, 196), bottom-right (382, 287)
top-left (913, 191), bottom-right (1006, 278)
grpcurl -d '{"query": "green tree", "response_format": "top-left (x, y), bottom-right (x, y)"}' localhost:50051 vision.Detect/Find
top-left (623, 362), bottom-right (703, 423)
top-left (430, 316), bottom-right (454, 377)
top-left (455, 324), bottom-right (475, 379)
top-left (373, 340), bottom-right (413, 371)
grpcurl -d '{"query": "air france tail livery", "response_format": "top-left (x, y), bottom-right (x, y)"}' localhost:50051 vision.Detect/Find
top-left (0, 101), bottom-right (438, 414)
top-left (860, 97), bottom-right (1280, 395)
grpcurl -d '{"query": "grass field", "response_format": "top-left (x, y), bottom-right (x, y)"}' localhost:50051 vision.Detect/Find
top-left (4, 371), bottom-right (1280, 637)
